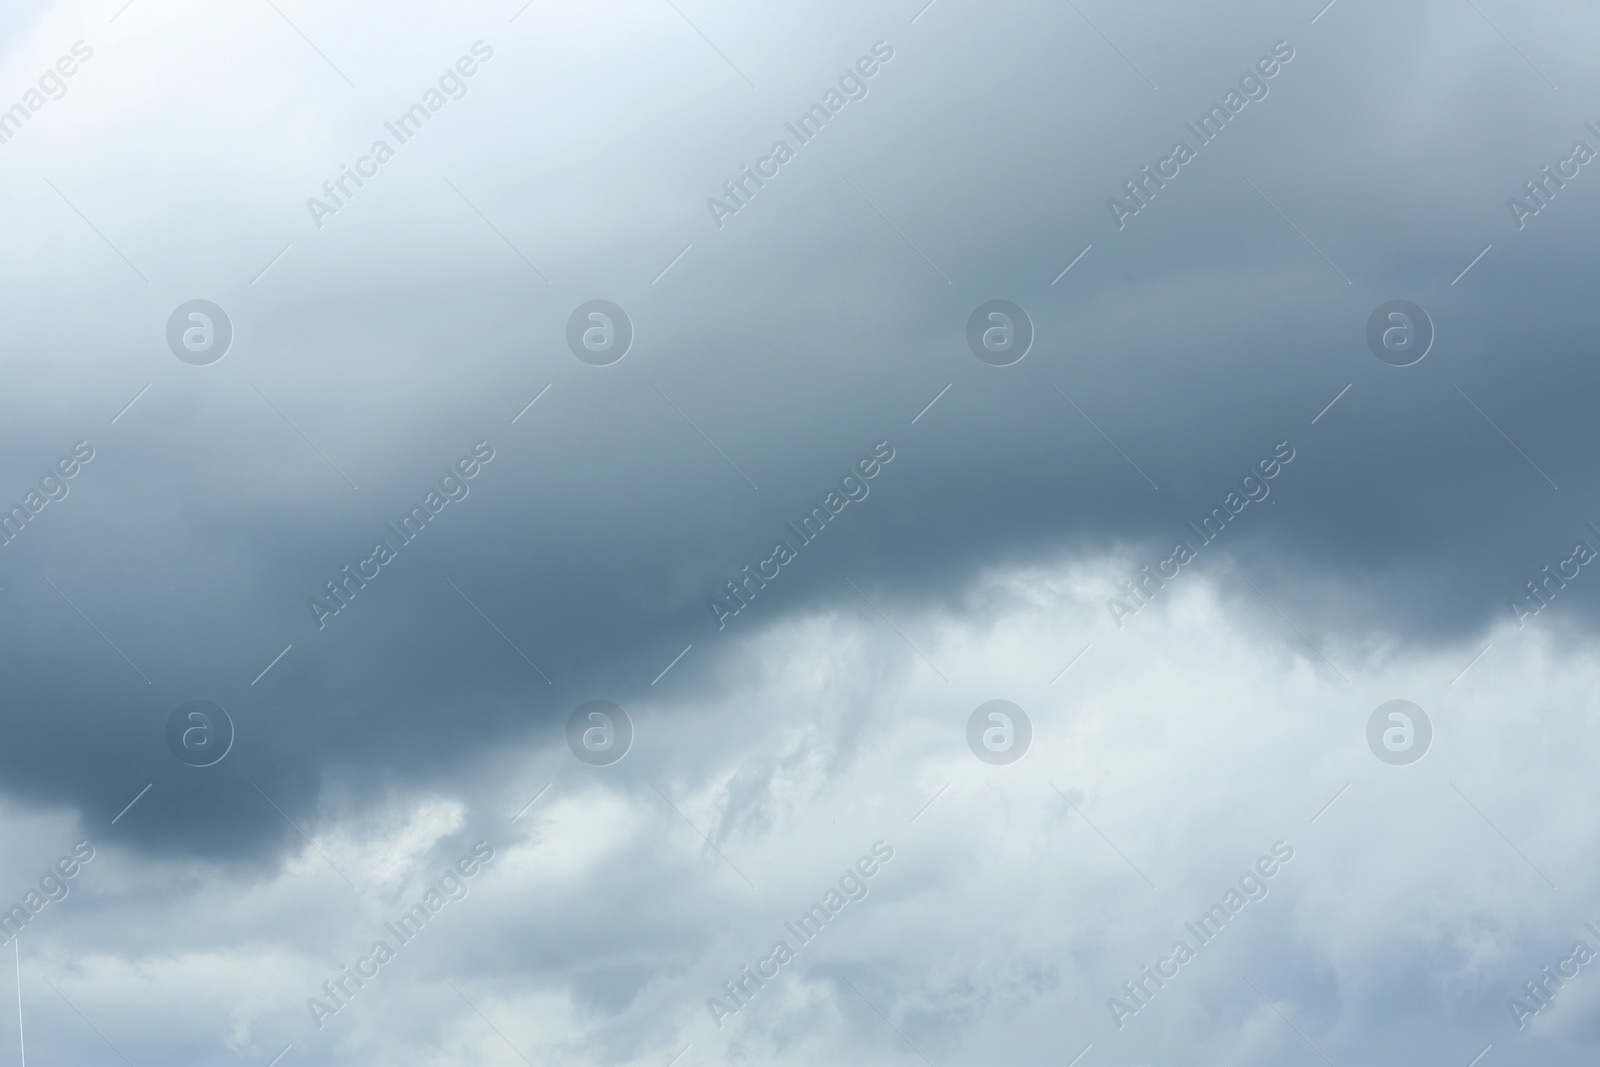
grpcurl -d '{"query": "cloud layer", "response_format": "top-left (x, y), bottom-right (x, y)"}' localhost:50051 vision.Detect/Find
top-left (1, 0), bottom-right (1598, 1062)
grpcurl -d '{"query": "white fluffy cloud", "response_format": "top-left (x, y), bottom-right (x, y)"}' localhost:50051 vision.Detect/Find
top-left (4, 555), bottom-right (1596, 1064)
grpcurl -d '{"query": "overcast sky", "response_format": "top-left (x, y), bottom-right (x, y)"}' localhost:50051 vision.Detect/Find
top-left (0, 0), bottom-right (1598, 1063)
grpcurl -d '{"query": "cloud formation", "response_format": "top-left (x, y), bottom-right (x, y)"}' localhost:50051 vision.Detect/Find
top-left (2, 0), bottom-right (1599, 1062)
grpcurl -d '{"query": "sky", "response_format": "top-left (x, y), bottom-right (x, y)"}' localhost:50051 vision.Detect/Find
top-left (0, 0), bottom-right (1597, 1063)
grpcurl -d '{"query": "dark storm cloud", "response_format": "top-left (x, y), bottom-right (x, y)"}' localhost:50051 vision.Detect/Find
top-left (0, 0), bottom-right (1593, 893)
